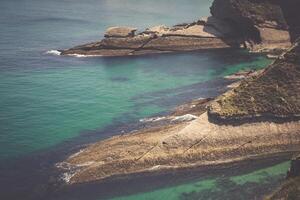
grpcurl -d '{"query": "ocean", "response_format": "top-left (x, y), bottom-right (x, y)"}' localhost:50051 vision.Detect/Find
top-left (0, 0), bottom-right (289, 199)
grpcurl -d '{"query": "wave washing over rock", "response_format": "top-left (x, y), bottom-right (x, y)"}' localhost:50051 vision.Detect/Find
top-left (46, 50), bottom-right (61, 56)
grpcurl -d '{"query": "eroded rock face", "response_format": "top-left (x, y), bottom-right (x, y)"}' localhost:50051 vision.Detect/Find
top-left (210, 0), bottom-right (293, 51)
top-left (211, 0), bottom-right (300, 52)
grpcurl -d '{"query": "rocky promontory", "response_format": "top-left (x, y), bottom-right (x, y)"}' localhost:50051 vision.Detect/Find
top-left (60, 17), bottom-right (240, 57)
top-left (60, 0), bottom-right (300, 57)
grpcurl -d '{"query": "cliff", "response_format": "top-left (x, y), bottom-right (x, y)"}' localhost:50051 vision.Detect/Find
top-left (210, 0), bottom-right (299, 51)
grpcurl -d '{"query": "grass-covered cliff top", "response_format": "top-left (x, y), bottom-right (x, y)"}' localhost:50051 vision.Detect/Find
top-left (208, 40), bottom-right (300, 120)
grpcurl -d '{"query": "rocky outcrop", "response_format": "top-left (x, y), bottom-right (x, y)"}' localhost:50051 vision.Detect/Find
top-left (211, 0), bottom-right (300, 52)
top-left (208, 39), bottom-right (300, 123)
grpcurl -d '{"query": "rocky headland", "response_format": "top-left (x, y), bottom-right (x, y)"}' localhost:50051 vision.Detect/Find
top-left (60, 0), bottom-right (300, 57)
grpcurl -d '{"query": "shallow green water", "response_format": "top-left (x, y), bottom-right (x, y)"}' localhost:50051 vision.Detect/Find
top-left (110, 162), bottom-right (290, 200)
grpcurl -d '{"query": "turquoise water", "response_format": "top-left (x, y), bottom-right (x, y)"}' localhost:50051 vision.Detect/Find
top-left (0, 0), bottom-right (215, 160)
top-left (0, 0), bottom-right (288, 199)
top-left (0, 52), bottom-right (271, 160)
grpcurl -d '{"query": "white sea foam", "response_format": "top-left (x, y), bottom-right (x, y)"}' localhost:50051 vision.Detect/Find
top-left (45, 50), bottom-right (102, 58)
top-left (139, 116), bottom-right (166, 123)
top-left (46, 50), bottom-right (61, 56)
top-left (171, 114), bottom-right (198, 122)
top-left (61, 172), bottom-right (76, 183)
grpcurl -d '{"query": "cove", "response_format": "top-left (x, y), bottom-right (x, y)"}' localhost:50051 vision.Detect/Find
top-left (0, 50), bottom-right (271, 160)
